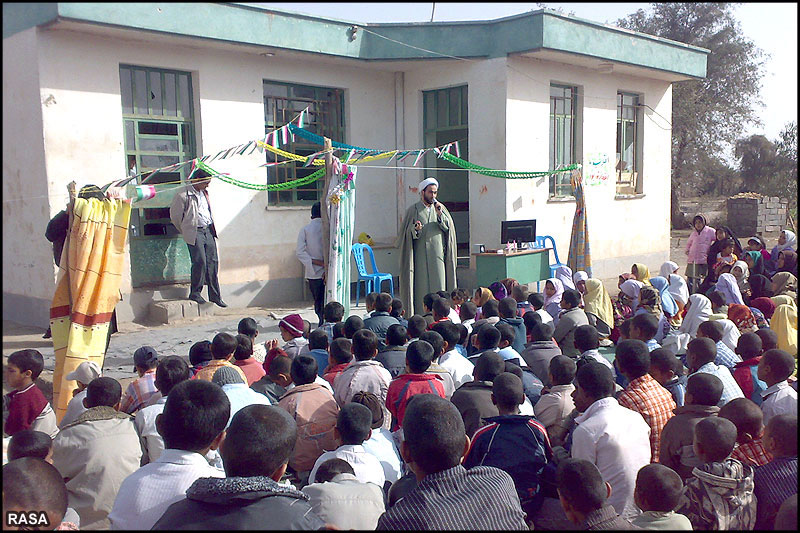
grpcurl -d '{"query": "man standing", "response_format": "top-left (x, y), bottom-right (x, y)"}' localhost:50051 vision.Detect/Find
top-left (170, 169), bottom-right (226, 307)
top-left (296, 201), bottom-right (325, 326)
top-left (398, 177), bottom-right (458, 316)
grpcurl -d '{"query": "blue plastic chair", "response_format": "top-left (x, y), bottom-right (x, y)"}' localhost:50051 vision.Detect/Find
top-left (351, 243), bottom-right (394, 305)
top-left (535, 235), bottom-right (566, 291)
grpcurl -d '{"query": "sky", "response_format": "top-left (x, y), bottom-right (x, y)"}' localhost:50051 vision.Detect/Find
top-left (252, 2), bottom-right (797, 147)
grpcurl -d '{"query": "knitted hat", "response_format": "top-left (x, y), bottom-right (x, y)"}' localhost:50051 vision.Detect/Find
top-left (279, 314), bottom-right (305, 338)
top-left (351, 391), bottom-right (384, 429)
top-left (211, 366), bottom-right (244, 386)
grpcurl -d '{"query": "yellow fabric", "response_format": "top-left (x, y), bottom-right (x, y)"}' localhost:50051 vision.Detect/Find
top-left (771, 304), bottom-right (798, 357)
top-left (583, 278), bottom-right (614, 331)
top-left (632, 263), bottom-right (652, 286)
top-left (51, 198), bottom-right (131, 423)
top-left (771, 295), bottom-right (797, 309)
top-left (770, 272), bottom-right (797, 301)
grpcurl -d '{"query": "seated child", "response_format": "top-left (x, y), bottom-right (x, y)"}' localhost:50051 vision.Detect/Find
top-left (755, 328), bottom-right (779, 351)
top-left (552, 289), bottom-right (589, 357)
top-left (3, 457), bottom-right (73, 530)
top-left (322, 338), bottom-right (353, 386)
top-left (675, 417), bottom-right (757, 530)
top-left (459, 301), bottom-right (477, 335)
top-left (686, 337), bottom-right (745, 406)
top-left (188, 340), bottom-right (213, 376)
top-left (306, 329), bottom-right (331, 379)
top-left (697, 320), bottom-right (741, 369)
top-left (495, 322), bottom-right (523, 364)
top-left (719, 398), bottom-right (773, 467)
top-left (649, 347), bottom-right (687, 407)
top-left (630, 313), bottom-right (662, 351)
top-left (232, 334), bottom-right (266, 385)
top-left (527, 292), bottom-right (554, 326)
top-left (251, 354), bottom-right (291, 404)
top-left (732, 332), bottom-right (767, 404)
top-left (418, 331), bottom-right (456, 399)
top-left (238, 317), bottom-right (266, 363)
top-left (753, 414), bottom-right (798, 530)
top-left (4, 350), bottom-right (58, 438)
top-left (119, 346), bottom-right (159, 414)
top-left (385, 340), bottom-right (446, 430)
top-left (631, 464), bottom-right (692, 530)
top-left (556, 458), bottom-right (636, 529)
top-left (390, 299), bottom-right (408, 328)
top-left (7, 429), bottom-right (53, 463)
top-left (533, 356), bottom-right (576, 444)
top-left (523, 309), bottom-right (541, 344)
top-left (320, 302), bottom-right (345, 342)
top-left (758, 349), bottom-right (797, 424)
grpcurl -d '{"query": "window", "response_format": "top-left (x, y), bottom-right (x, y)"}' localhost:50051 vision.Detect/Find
top-left (549, 84), bottom-right (578, 198)
top-left (422, 85), bottom-right (470, 261)
top-left (616, 92), bottom-right (642, 195)
top-left (263, 81), bottom-right (345, 205)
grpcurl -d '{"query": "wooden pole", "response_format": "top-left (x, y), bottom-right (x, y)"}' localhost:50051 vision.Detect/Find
top-left (321, 137), bottom-right (332, 273)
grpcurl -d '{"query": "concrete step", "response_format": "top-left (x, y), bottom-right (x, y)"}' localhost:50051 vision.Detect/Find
top-left (148, 298), bottom-right (217, 325)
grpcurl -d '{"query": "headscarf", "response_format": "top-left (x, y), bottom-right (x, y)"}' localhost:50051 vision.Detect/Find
top-left (745, 251), bottom-right (765, 277)
top-left (500, 278), bottom-right (519, 296)
top-left (775, 229), bottom-right (797, 254)
top-left (618, 273), bottom-right (635, 289)
top-left (750, 297), bottom-right (777, 320)
top-left (583, 278), bottom-right (614, 329)
top-left (749, 307), bottom-right (769, 330)
top-left (731, 261), bottom-right (750, 292)
top-left (771, 294), bottom-right (796, 308)
top-left (489, 281), bottom-right (507, 300)
top-left (649, 276), bottom-right (678, 317)
top-left (771, 272), bottom-right (797, 299)
top-left (543, 278), bottom-right (565, 308)
top-left (749, 274), bottom-right (773, 299)
top-left (638, 286), bottom-right (663, 318)
top-left (631, 263), bottom-right (652, 286)
top-left (573, 271), bottom-right (589, 286)
top-left (620, 279), bottom-right (644, 308)
top-left (679, 293), bottom-right (712, 337)
top-left (771, 304), bottom-right (798, 356)
top-left (717, 319), bottom-right (742, 352)
top-left (715, 273), bottom-right (745, 305)
top-left (777, 250), bottom-right (798, 276)
top-left (727, 304), bottom-right (758, 334)
top-left (555, 266), bottom-right (576, 290)
top-left (719, 226), bottom-right (744, 257)
top-left (474, 287), bottom-right (495, 307)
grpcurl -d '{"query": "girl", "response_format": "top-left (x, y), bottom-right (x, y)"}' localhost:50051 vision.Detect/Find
top-left (744, 250), bottom-right (765, 277)
top-left (542, 278), bottom-right (565, 322)
top-left (768, 229), bottom-right (796, 267)
top-left (611, 274), bottom-right (636, 343)
top-left (750, 297), bottom-right (777, 322)
top-left (746, 236), bottom-right (771, 264)
top-left (770, 272), bottom-right (797, 302)
top-left (554, 266), bottom-right (576, 290)
top-left (771, 304), bottom-right (798, 357)
top-left (631, 263), bottom-right (652, 286)
top-left (472, 287), bottom-right (495, 320)
top-left (749, 274), bottom-right (773, 300)
top-left (775, 250), bottom-right (798, 277)
top-left (659, 261), bottom-right (689, 313)
top-left (650, 276), bottom-right (681, 326)
top-left (715, 272), bottom-right (745, 306)
top-left (727, 304), bottom-right (759, 334)
top-left (679, 294), bottom-right (713, 338)
top-left (583, 278), bottom-right (614, 338)
top-left (685, 214), bottom-right (716, 294)
top-left (731, 261), bottom-right (750, 295)
top-left (572, 271), bottom-right (589, 294)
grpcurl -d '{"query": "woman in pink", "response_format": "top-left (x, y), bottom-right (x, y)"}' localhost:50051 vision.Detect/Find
top-left (685, 214), bottom-right (716, 295)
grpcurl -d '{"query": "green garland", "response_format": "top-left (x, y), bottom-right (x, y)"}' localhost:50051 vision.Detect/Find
top-left (439, 151), bottom-right (580, 179)
top-left (196, 160), bottom-right (325, 191)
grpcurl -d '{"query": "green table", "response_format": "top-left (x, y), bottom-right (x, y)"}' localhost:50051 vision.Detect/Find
top-left (474, 248), bottom-right (551, 288)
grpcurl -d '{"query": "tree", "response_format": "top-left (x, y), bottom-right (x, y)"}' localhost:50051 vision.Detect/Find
top-left (735, 134), bottom-right (778, 188)
top-left (617, 3), bottom-right (767, 227)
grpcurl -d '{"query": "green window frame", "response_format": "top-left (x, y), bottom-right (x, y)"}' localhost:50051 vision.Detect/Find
top-left (549, 84), bottom-right (577, 198)
top-left (616, 92), bottom-right (642, 195)
top-left (120, 65), bottom-right (196, 239)
top-left (263, 81), bottom-right (345, 205)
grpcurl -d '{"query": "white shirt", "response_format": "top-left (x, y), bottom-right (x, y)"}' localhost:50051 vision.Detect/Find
top-left (296, 217), bottom-right (325, 279)
top-left (187, 185), bottom-right (213, 227)
top-left (108, 449), bottom-right (225, 530)
top-left (438, 349), bottom-right (475, 389)
top-left (571, 397), bottom-right (651, 520)
top-left (461, 318), bottom-right (475, 335)
top-left (447, 307), bottom-right (462, 324)
top-left (134, 396), bottom-right (167, 465)
top-left (308, 444), bottom-right (386, 488)
top-left (761, 380), bottom-right (798, 425)
top-left (520, 397), bottom-right (535, 416)
top-left (60, 389), bottom-right (89, 428)
top-left (533, 384), bottom-right (575, 429)
top-left (287, 375), bottom-right (334, 396)
top-left (536, 309), bottom-right (554, 326)
top-left (361, 427), bottom-right (403, 484)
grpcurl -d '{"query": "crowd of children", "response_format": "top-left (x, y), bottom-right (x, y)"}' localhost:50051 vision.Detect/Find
top-left (3, 224), bottom-right (797, 530)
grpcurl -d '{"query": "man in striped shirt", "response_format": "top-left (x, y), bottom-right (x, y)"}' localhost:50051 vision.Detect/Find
top-left (376, 394), bottom-right (528, 530)
top-left (615, 339), bottom-right (676, 462)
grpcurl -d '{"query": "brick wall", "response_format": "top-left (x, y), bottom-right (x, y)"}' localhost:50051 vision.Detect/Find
top-left (727, 196), bottom-right (789, 236)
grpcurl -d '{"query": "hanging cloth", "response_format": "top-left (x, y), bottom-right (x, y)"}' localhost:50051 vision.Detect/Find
top-left (325, 166), bottom-right (357, 319)
top-left (567, 170), bottom-right (592, 277)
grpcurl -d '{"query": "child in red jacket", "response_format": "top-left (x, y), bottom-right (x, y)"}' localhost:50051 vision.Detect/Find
top-left (385, 340), bottom-right (445, 430)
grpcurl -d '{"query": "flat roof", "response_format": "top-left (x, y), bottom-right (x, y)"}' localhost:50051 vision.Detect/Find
top-left (3, 2), bottom-right (708, 79)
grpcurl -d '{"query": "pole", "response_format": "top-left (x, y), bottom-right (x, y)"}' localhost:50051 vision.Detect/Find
top-left (322, 137), bottom-right (332, 274)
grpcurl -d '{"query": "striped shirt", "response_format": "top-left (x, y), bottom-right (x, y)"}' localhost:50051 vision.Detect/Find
top-left (731, 438), bottom-right (774, 468)
top-left (617, 374), bottom-right (676, 462)
top-left (376, 464), bottom-right (528, 530)
top-left (119, 369), bottom-right (158, 414)
top-left (715, 340), bottom-right (742, 369)
top-left (691, 363), bottom-right (745, 406)
top-left (753, 456), bottom-right (798, 530)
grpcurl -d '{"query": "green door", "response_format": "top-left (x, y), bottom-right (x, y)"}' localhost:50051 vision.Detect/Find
top-left (120, 65), bottom-right (196, 287)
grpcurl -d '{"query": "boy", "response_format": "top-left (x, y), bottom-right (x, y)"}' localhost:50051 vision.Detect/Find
top-left (188, 340), bottom-right (213, 376)
top-left (390, 298), bottom-right (408, 327)
top-left (675, 417), bottom-right (757, 530)
top-left (697, 320), bottom-right (741, 369)
top-left (251, 354), bottom-right (292, 404)
top-left (323, 338), bottom-right (353, 385)
top-left (649, 347), bottom-right (687, 407)
top-left (406, 315), bottom-right (427, 341)
top-left (194, 333), bottom-right (248, 383)
top-left (364, 291), bottom-right (380, 319)
top-left (533, 355), bottom-right (576, 442)
top-left (426, 297), bottom-right (452, 330)
top-left (615, 339), bottom-right (676, 462)
top-left (732, 332), bottom-right (767, 404)
top-left (7, 429), bottom-right (53, 463)
top-left (450, 288), bottom-right (469, 315)
top-left (755, 327), bottom-right (779, 352)
top-left (432, 321), bottom-right (475, 389)
top-left (152, 406), bottom-right (325, 529)
top-left (211, 367), bottom-right (271, 427)
top-left (119, 346), bottom-right (160, 414)
top-left (59, 360), bottom-right (102, 428)
top-left (350, 391), bottom-right (403, 486)
top-left (574, 324), bottom-right (616, 377)
top-left (364, 292), bottom-right (401, 344)
top-left (320, 301), bottom-right (345, 342)
top-left (630, 313), bottom-right (661, 352)
top-left (495, 322), bottom-right (523, 365)
top-left (459, 301), bottom-right (478, 335)
top-left (523, 309), bottom-right (541, 344)
top-left (758, 348), bottom-right (797, 424)
top-left (463, 372), bottom-right (552, 516)
top-left (436, 290), bottom-right (462, 324)
top-left (512, 284), bottom-right (534, 317)
top-left (659, 373), bottom-right (723, 480)
top-left (3, 458), bottom-right (71, 531)
top-left (376, 324), bottom-right (409, 379)
top-left (232, 334), bottom-right (266, 385)
top-left (385, 340), bottom-right (446, 430)
top-left (552, 289), bottom-right (589, 357)
top-left (416, 332), bottom-right (456, 399)
top-left (520, 322), bottom-right (562, 386)
top-left (528, 292), bottom-right (554, 326)
top-left (450, 351), bottom-right (505, 438)
top-left (109, 380), bottom-right (229, 530)
top-left (307, 329), bottom-right (331, 378)
top-left (237, 317), bottom-right (266, 363)
top-left (686, 337), bottom-right (744, 406)
top-left (498, 297), bottom-right (527, 354)
top-left (556, 459), bottom-right (636, 530)
top-left (4, 349), bottom-right (57, 438)
top-left (753, 414), bottom-right (798, 529)
top-left (268, 314), bottom-right (310, 359)
top-left (631, 464), bottom-right (692, 529)
top-left (719, 397), bottom-right (773, 467)
top-left (342, 315), bottom-right (365, 339)
top-left (307, 403), bottom-right (385, 488)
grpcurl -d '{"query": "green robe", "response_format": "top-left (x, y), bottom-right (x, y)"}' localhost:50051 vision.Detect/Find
top-left (398, 201), bottom-right (458, 316)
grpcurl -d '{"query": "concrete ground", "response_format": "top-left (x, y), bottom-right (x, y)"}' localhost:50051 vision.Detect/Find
top-left (2, 229), bottom-right (782, 402)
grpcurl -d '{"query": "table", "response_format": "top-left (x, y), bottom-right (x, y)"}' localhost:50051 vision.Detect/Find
top-left (474, 248), bottom-right (551, 288)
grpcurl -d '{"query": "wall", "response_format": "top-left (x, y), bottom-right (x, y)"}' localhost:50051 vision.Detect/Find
top-left (2, 28), bottom-right (54, 327)
top-left (505, 56), bottom-right (673, 279)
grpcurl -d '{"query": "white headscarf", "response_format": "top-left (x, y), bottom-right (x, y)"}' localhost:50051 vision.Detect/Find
top-left (775, 230), bottom-right (797, 253)
top-left (717, 318), bottom-right (742, 352)
top-left (620, 279), bottom-right (644, 309)
top-left (419, 177), bottom-right (439, 192)
top-left (679, 293), bottom-right (712, 337)
top-left (573, 271), bottom-right (589, 285)
top-left (659, 261), bottom-right (689, 305)
top-left (731, 260), bottom-right (750, 292)
top-left (716, 273), bottom-right (745, 306)
top-left (543, 277), bottom-right (565, 308)
top-left (555, 266), bottom-right (576, 290)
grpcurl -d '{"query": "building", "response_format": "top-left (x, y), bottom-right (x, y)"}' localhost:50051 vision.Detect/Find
top-left (3, 3), bottom-right (708, 327)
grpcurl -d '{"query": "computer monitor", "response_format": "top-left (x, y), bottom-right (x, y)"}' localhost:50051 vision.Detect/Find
top-left (501, 219), bottom-right (536, 245)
